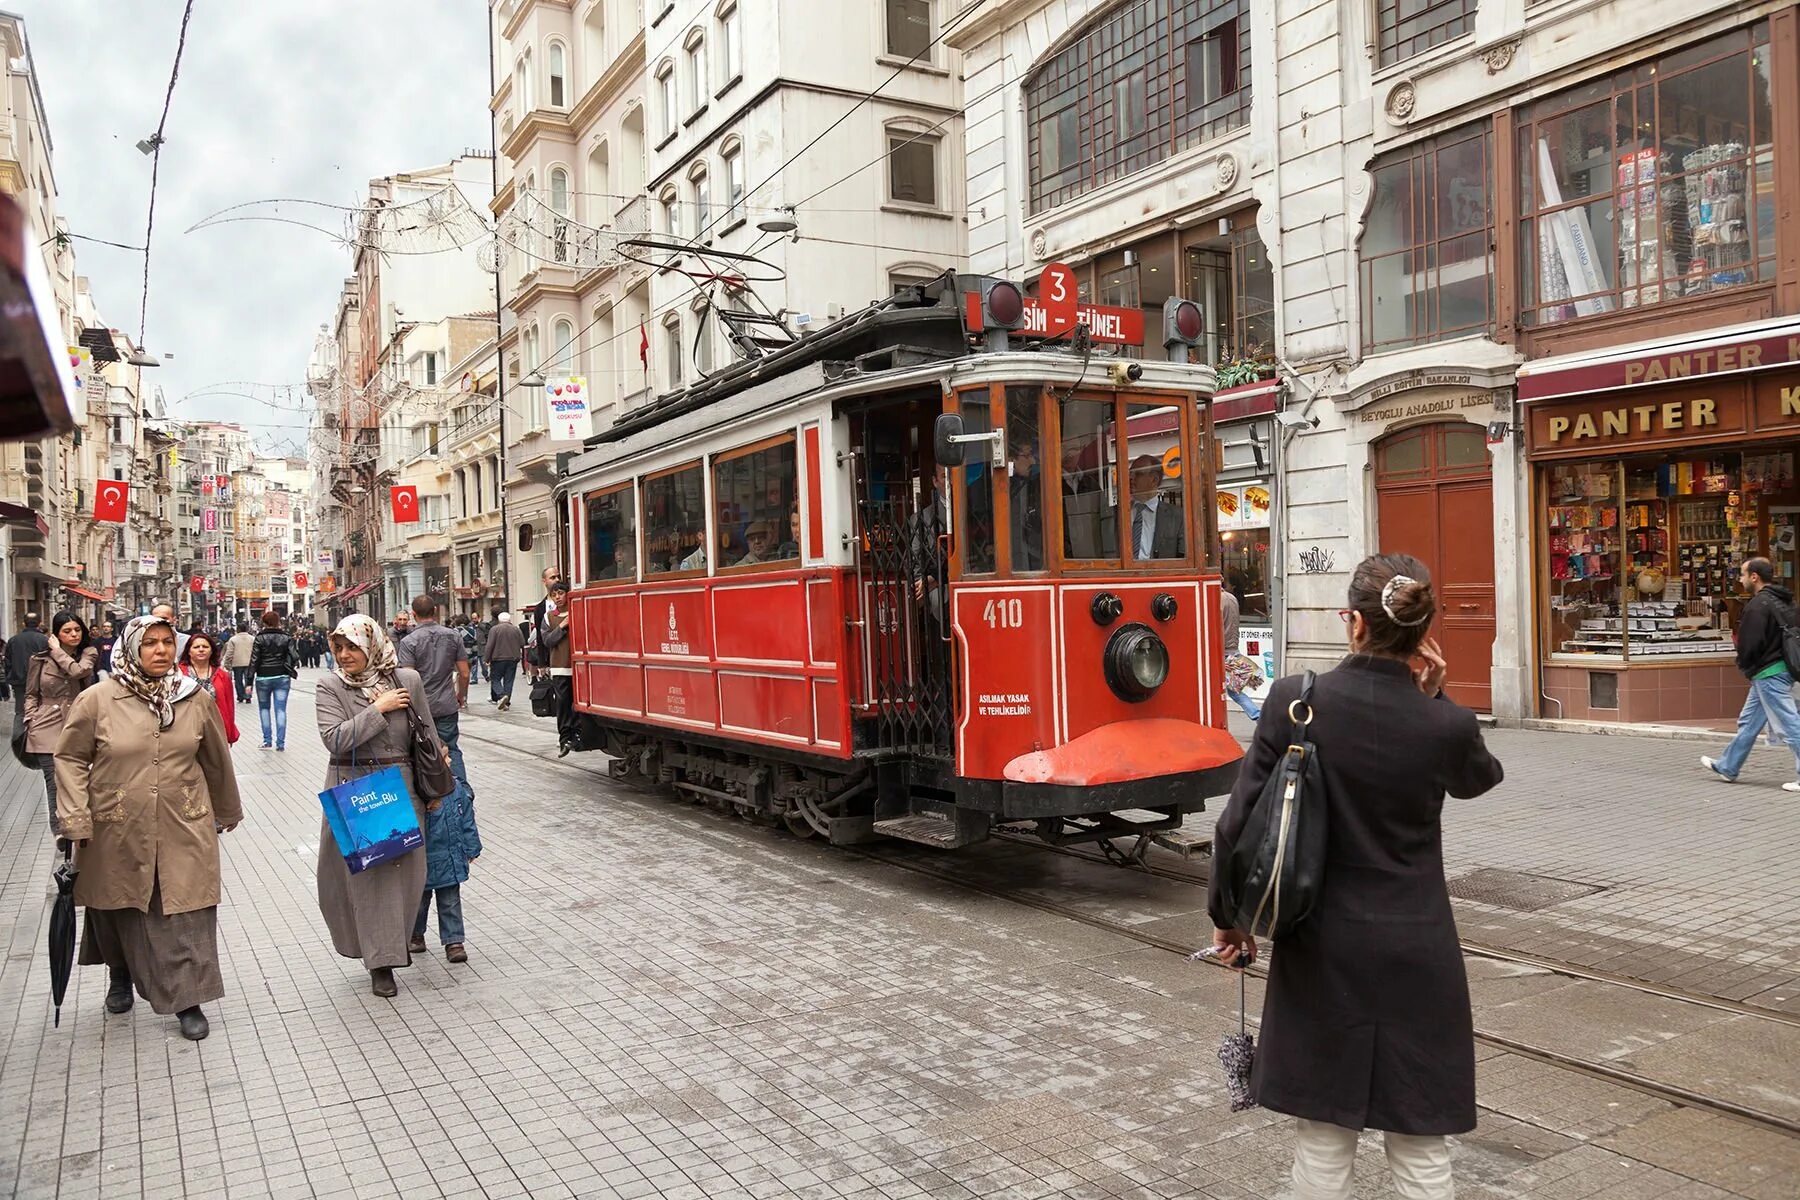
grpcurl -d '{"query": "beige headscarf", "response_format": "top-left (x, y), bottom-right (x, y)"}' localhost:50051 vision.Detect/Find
top-left (330, 613), bottom-right (400, 700)
top-left (113, 614), bottom-right (197, 729)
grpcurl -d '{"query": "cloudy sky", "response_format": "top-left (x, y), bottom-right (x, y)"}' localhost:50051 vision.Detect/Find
top-left (18, 1), bottom-right (493, 455)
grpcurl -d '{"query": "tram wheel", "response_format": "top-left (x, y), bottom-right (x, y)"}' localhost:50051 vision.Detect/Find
top-left (782, 807), bottom-right (818, 839)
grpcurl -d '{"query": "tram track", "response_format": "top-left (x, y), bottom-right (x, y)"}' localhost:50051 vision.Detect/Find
top-left (453, 716), bottom-right (1800, 1138)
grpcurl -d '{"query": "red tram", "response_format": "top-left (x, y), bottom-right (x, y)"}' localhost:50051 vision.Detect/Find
top-left (553, 274), bottom-right (1243, 848)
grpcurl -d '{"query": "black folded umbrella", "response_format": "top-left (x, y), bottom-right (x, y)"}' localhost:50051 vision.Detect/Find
top-left (47, 841), bottom-right (76, 1027)
top-left (1191, 946), bottom-right (1259, 1112)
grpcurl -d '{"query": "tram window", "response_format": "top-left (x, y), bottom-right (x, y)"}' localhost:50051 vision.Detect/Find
top-left (711, 436), bottom-right (799, 570)
top-left (1125, 402), bottom-right (1185, 561)
top-left (1005, 386), bottom-right (1045, 572)
top-left (960, 394), bottom-right (996, 574)
top-left (1061, 397), bottom-right (1119, 560)
top-left (643, 464), bottom-right (707, 575)
top-left (585, 484), bottom-right (637, 582)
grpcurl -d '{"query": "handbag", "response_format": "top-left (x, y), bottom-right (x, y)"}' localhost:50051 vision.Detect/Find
top-left (319, 765), bottom-right (423, 874)
top-left (1216, 670), bottom-right (1329, 940)
top-left (402, 703), bottom-right (457, 800)
top-left (530, 675), bottom-right (556, 718)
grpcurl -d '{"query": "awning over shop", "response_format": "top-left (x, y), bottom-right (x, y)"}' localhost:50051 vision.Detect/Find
top-left (335, 580), bottom-right (375, 601)
top-left (0, 500), bottom-right (48, 536)
top-left (1518, 314), bottom-right (1800, 404)
top-left (60, 582), bottom-right (109, 602)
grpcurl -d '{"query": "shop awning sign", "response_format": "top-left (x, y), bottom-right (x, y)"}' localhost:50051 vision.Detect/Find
top-left (1518, 320), bottom-right (1800, 403)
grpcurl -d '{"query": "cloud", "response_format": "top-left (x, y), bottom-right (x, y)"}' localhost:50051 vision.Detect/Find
top-left (18, 0), bottom-right (491, 455)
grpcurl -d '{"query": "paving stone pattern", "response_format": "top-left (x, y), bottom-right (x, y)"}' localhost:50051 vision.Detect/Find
top-left (0, 675), bottom-right (1793, 1198)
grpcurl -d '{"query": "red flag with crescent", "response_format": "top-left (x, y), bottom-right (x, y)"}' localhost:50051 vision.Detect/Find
top-left (189, 576), bottom-right (205, 592)
top-left (390, 485), bottom-right (420, 523)
top-left (94, 479), bottom-right (129, 523)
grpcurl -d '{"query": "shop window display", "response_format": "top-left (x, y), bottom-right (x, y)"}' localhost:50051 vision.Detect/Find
top-left (1543, 449), bottom-right (1798, 659)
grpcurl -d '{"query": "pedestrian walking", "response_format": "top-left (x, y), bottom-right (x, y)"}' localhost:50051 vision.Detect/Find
top-left (396, 595), bottom-right (481, 962)
top-left (178, 631), bottom-right (239, 745)
top-left (23, 611), bottom-right (98, 836)
top-left (92, 618), bottom-right (117, 678)
top-left (249, 610), bottom-right (298, 750)
top-left (224, 622), bottom-right (256, 703)
top-left (1207, 553), bottom-right (1504, 1199)
top-left (484, 610), bottom-right (525, 709)
top-left (1703, 555), bottom-right (1800, 788)
top-left (1220, 588), bottom-right (1262, 719)
top-left (54, 614), bottom-right (243, 1041)
top-left (149, 603), bottom-right (190, 660)
top-left (315, 614), bottom-right (447, 997)
top-left (459, 617), bottom-right (485, 686)
top-left (7, 612), bottom-right (49, 730)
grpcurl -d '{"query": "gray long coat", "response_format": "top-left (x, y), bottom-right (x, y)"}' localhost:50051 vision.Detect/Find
top-left (1207, 655), bottom-right (1504, 1135)
top-left (314, 668), bottom-right (443, 970)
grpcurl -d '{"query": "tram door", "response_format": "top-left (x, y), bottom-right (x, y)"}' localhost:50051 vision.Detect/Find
top-left (848, 398), bottom-right (953, 758)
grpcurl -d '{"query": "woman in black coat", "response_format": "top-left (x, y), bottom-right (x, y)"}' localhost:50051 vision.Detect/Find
top-left (1208, 553), bottom-right (1503, 1199)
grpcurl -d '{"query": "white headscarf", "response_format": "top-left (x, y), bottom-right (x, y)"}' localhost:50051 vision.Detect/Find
top-left (330, 613), bottom-right (400, 701)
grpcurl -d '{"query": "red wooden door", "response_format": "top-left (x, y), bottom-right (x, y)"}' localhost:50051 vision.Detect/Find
top-left (1374, 424), bottom-right (1495, 712)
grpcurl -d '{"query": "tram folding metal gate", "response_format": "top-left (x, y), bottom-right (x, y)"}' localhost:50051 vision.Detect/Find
top-left (851, 494), bottom-right (953, 759)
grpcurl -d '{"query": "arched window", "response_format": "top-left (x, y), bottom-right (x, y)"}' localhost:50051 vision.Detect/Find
top-left (688, 164), bottom-right (710, 237)
top-left (659, 186), bottom-right (679, 237)
top-left (885, 119), bottom-right (938, 209)
top-left (515, 48), bottom-right (534, 108)
top-left (683, 29), bottom-right (707, 112)
top-left (690, 297), bottom-right (714, 374)
top-left (720, 136), bottom-right (745, 222)
top-left (548, 41), bottom-right (567, 107)
top-left (583, 2), bottom-right (606, 77)
top-left (888, 262), bottom-right (944, 293)
top-left (586, 139), bottom-right (610, 224)
top-left (552, 318), bottom-right (576, 376)
top-left (655, 59), bottom-right (676, 139)
top-left (1025, 0), bottom-right (1251, 213)
top-left (549, 167), bottom-right (570, 214)
top-left (716, 1), bottom-right (742, 88)
top-left (662, 312), bottom-right (684, 387)
top-left (549, 167), bottom-right (572, 262)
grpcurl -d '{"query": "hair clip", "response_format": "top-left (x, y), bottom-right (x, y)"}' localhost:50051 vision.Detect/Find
top-left (1380, 575), bottom-right (1433, 627)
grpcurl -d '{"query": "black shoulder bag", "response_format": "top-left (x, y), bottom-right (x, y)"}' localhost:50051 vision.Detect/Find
top-left (1217, 670), bottom-right (1329, 940)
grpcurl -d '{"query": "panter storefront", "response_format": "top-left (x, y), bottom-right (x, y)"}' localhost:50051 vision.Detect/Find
top-left (1521, 317), bottom-right (1800, 724)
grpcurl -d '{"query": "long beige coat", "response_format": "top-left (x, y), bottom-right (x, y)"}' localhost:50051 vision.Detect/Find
top-left (55, 680), bottom-right (243, 915)
top-left (24, 645), bottom-right (99, 754)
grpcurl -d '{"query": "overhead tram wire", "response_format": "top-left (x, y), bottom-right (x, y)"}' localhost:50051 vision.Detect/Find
top-left (138, 0), bottom-right (197, 345)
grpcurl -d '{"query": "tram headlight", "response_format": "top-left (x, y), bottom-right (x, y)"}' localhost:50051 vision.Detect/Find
top-left (1104, 623), bottom-right (1171, 702)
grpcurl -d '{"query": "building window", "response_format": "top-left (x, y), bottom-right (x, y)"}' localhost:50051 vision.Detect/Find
top-left (684, 31), bottom-right (707, 112)
top-left (1377, 0), bottom-right (1476, 68)
top-left (656, 61), bottom-right (676, 138)
top-left (549, 166), bottom-right (572, 261)
top-left (663, 314), bottom-right (684, 387)
top-left (548, 41), bottom-right (567, 107)
top-left (490, 454), bottom-right (501, 509)
top-left (722, 140), bottom-right (745, 220)
top-left (1516, 24), bottom-right (1774, 329)
top-left (690, 168), bottom-right (710, 236)
top-left (1026, 0), bottom-right (1251, 213)
top-left (888, 131), bottom-right (937, 207)
top-left (1360, 122), bottom-right (1494, 350)
top-left (584, 2), bottom-right (606, 80)
top-left (889, 265), bottom-right (941, 293)
top-left (717, 1), bottom-right (741, 86)
top-left (886, 0), bottom-right (931, 59)
top-left (423, 351), bottom-right (438, 385)
top-left (692, 302), bottom-right (714, 374)
top-left (515, 49), bottom-right (533, 107)
top-left (660, 187), bottom-right (679, 237)
top-left (552, 318), bottom-right (576, 378)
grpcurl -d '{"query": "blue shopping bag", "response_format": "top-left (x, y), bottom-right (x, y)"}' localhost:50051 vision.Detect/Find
top-left (320, 765), bottom-right (423, 874)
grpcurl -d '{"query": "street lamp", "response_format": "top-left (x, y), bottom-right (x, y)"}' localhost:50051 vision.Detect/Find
top-left (519, 371), bottom-right (547, 389)
top-left (126, 349), bottom-right (162, 367)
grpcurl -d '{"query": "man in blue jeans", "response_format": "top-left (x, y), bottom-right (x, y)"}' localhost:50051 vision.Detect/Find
top-left (396, 594), bottom-right (480, 962)
top-left (1704, 556), bottom-right (1800, 791)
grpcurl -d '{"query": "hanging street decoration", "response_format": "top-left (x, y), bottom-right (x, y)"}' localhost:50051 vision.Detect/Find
top-left (93, 480), bottom-right (129, 523)
top-left (390, 485), bottom-right (420, 523)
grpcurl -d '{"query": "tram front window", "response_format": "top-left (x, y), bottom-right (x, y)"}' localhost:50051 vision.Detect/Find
top-left (1006, 386), bottom-right (1046, 572)
top-left (1061, 397), bottom-right (1118, 560)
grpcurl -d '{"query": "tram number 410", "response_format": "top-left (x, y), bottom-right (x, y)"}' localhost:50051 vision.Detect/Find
top-left (982, 598), bottom-right (1025, 629)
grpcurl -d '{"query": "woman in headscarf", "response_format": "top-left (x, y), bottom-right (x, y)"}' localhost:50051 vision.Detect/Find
top-left (315, 613), bottom-right (446, 997)
top-left (54, 615), bottom-right (242, 1041)
top-left (24, 610), bottom-right (99, 835)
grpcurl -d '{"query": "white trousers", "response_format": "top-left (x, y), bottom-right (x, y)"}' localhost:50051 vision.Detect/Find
top-left (1290, 1118), bottom-right (1453, 1199)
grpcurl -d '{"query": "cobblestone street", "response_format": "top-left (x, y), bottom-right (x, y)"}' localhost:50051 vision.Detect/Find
top-left (0, 673), bottom-right (1795, 1199)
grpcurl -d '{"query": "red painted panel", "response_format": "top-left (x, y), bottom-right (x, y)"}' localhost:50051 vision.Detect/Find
top-left (580, 662), bottom-right (644, 716)
top-left (951, 586), bottom-right (1060, 779)
top-left (639, 587), bottom-right (712, 659)
top-left (804, 424), bottom-right (824, 559)
top-left (1058, 581), bottom-right (1210, 749)
top-left (807, 578), bottom-right (839, 666)
top-left (579, 591), bottom-right (642, 656)
top-left (812, 679), bottom-right (845, 747)
top-left (644, 666), bottom-right (718, 727)
top-left (719, 671), bottom-right (814, 743)
top-left (714, 577), bottom-right (808, 663)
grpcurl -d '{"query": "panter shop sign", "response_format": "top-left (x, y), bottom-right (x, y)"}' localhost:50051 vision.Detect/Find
top-left (1525, 374), bottom-right (1800, 460)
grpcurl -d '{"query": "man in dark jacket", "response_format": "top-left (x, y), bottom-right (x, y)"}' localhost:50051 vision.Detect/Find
top-left (6, 613), bottom-right (48, 729)
top-left (1704, 556), bottom-right (1800, 789)
top-left (484, 611), bottom-right (526, 709)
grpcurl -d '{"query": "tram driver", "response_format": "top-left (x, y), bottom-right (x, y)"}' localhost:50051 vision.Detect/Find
top-left (1128, 455), bottom-right (1184, 560)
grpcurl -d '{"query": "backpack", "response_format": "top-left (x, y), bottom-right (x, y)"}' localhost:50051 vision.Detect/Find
top-left (461, 625), bottom-right (477, 651)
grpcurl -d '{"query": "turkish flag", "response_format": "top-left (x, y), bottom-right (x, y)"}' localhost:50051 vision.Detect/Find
top-left (390, 485), bottom-right (420, 523)
top-left (294, 571), bottom-right (308, 588)
top-left (639, 320), bottom-right (649, 368)
top-left (94, 479), bottom-right (129, 523)
top-left (189, 576), bottom-right (204, 592)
